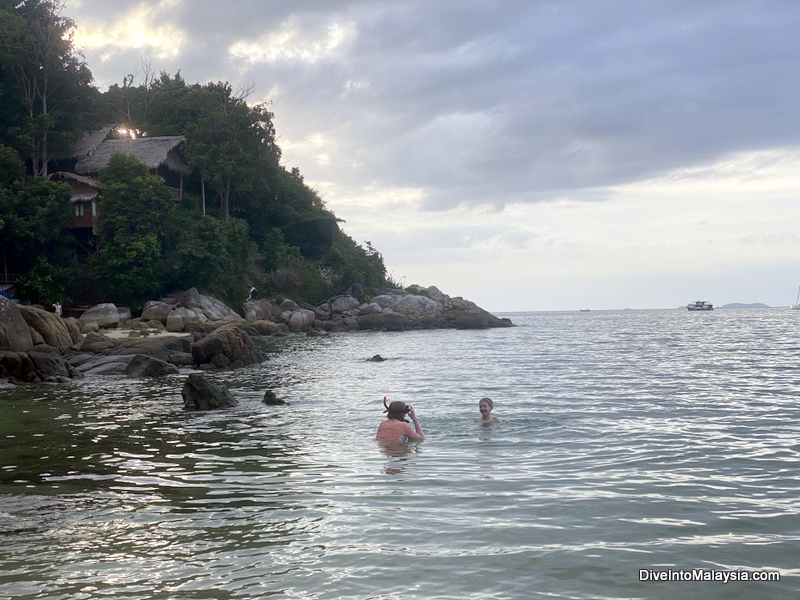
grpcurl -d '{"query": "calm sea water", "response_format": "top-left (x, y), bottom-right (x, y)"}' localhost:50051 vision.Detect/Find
top-left (1, 309), bottom-right (799, 599)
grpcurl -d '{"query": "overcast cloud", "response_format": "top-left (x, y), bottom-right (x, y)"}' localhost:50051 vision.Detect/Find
top-left (63, 0), bottom-right (800, 311)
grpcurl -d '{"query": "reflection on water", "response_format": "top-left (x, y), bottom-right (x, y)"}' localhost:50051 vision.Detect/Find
top-left (1, 309), bottom-right (799, 598)
top-left (378, 441), bottom-right (422, 475)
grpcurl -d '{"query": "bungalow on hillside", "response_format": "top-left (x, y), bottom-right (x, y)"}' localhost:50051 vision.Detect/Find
top-left (49, 128), bottom-right (191, 254)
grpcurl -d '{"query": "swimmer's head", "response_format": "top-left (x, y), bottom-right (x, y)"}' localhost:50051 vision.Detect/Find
top-left (386, 400), bottom-right (410, 420)
top-left (478, 397), bottom-right (494, 414)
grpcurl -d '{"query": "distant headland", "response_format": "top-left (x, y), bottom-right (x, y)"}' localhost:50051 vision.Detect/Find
top-left (717, 303), bottom-right (771, 309)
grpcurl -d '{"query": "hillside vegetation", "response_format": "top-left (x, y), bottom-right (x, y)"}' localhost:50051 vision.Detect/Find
top-left (0, 0), bottom-right (392, 310)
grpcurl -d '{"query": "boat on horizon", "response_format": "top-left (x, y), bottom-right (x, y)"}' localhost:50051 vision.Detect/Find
top-left (791, 285), bottom-right (800, 309)
top-left (687, 300), bottom-right (713, 311)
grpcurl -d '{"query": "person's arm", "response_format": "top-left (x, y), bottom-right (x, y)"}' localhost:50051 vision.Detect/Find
top-left (405, 406), bottom-right (424, 439)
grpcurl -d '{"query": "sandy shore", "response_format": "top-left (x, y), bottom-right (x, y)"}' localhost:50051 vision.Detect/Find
top-left (97, 328), bottom-right (192, 340)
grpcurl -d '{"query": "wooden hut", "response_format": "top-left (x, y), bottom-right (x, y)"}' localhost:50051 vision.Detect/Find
top-left (49, 171), bottom-right (101, 231)
top-left (73, 135), bottom-right (190, 200)
top-left (50, 128), bottom-right (191, 255)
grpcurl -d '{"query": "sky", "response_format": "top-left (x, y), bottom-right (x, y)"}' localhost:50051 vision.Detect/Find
top-left (60, 0), bottom-right (800, 312)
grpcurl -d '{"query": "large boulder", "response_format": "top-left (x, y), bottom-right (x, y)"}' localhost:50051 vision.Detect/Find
top-left (191, 324), bottom-right (263, 369)
top-left (371, 290), bottom-right (442, 325)
top-left (68, 354), bottom-right (134, 376)
top-left (124, 354), bottom-right (179, 377)
top-left (141, 301), bottom-right (173, 323)
top-left (18, 305), bottom-right (77, 351)
top-left (357, 308), bottom-right (406, 331)
top-left (250, 320), bottom-right (288, 336)
top-left (179, 287), bottom-right (244, 322)
top-left (279, 298), bottom-right (298, 312)
top-left (287, 309), bottom-right (316, 332)
top-left (406, 284), bottom-right (453, 309)
top-left (330, 295), bottom-right (360, 314)
top-left (166, 306), bottom-right (205, 332)
top-left (182, 373), bottom-right (237, 410)
top-left (167, 351), bottom-right (195, 366)
top-left (358, 302), bottom-right (383, 316)
top-left (0, 351), bottom-right (34, 381)
top-left (78, 303), bottom-right (120, 329)
top-left (367, 286), bottom-right (513, 329)
top-left (381, 309), bottom-right (407, 331)
top-left (0, 350), bottom-right (81, 383)
top-left (242, 298), bottom-right (281, 322)
top-left (0, 297), bottom-right (33, 352)
top-left (28, 351), bottom-right (82, 381)
top-left (62, 317), bottom-right (83, 344)
top-left (445, 298), bottom-right (514, 329)
top-left (111, 336), bottom-right (189, 362)
top-left (77, 331), bottom-right (120, 353)
top-left (357, 313), bottom-right (385, 330)
top-left (446, 306), bottom-right (489, 329)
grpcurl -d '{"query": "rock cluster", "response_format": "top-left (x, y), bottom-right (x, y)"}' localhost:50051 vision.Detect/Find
top-left (0, 284), bottom-right (511, 385)
top-left (244, 285), bottom-right (513, 333)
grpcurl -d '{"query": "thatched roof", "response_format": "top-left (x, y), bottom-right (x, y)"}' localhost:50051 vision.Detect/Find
top-left (74, 136), bottom-right (190, 176)
top-left (49, 171), bottom-right (101, 203)
top-left (72, 126), bottom-right (114, 158)
top-left (50, 171), bottom-right (99, 187)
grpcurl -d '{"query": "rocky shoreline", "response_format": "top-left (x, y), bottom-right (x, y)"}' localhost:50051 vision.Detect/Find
top-left (0, 285), bottom-right (512, 385)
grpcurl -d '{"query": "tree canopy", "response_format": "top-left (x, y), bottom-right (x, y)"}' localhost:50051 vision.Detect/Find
top-left (0, 0), bottom-right (393, 310)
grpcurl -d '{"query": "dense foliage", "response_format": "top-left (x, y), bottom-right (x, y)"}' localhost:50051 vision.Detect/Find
top-left (0, 0), bottom-right (391, 310)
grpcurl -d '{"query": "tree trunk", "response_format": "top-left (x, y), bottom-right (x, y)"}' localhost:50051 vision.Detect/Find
top-left (222, 179), bottom-right (230, 219)
top-left (201, 175), bottom-right (206, 216)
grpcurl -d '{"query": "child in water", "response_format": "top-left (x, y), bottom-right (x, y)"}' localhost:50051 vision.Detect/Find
top-left (474, 397), bottom-right (501, 423)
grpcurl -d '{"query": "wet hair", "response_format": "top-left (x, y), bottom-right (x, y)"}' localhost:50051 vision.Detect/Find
top-left (479, 397), bottom-right (494, 410)
top-left (386, 400), bottom-right (409, 421)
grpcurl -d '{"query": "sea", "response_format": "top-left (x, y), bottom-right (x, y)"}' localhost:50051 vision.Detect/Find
top-left (1, 308), bottom-right (799, 599)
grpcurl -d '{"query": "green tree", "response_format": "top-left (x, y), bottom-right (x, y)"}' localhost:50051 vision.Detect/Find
top-left (171, 215), bottom-right (259, 307)
top-left (14, 254), bottom-right (71, 305)
top-left (183, 82), bottom-right (278, 218)
top-left (0, 145), bottom-right (73, 275)
top-left (94, 153), bottom-right (174, 306)
top-left (322, 233), bottom-right (388, 297)
top-left (0, 0), bottom-right (98, 177)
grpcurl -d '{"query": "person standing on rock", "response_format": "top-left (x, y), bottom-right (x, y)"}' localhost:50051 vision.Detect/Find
top-left (53, 302), bottom-right (62, 317)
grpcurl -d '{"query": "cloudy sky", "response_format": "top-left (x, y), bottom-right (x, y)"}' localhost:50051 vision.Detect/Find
top-left (62, 0), bottom-right (800, 311)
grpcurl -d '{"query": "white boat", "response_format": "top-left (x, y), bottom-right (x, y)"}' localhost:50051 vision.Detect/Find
top-left (791, 285), bottom-right (800, 309)
top-left (687, 300), bottom-right (713, 311)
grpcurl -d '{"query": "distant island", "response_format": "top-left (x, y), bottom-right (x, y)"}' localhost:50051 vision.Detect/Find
top-left (718, 303), bottom-right (771, 309)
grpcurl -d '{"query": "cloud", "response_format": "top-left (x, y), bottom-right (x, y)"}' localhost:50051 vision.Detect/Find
top-left (60, 0), bottom-right (800, 309)
top-left (72, 0), bottom-right (186, 60)
top-left (228, 17), bottom-right (356, 65)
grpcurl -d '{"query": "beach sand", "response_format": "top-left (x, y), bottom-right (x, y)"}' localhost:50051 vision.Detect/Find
top-left (97, 328), bottom-right (192, 340)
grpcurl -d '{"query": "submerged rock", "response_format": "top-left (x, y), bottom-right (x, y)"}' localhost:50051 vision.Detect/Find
top-left (263, 390), bottom-right (287, 405)
top-left (182, 373), bottom-right (237, 410)
top-left (124, 354), bottom-right (179, 377)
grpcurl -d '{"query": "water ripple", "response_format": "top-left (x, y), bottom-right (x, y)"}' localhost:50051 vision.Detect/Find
top-left (1, 309), bottom-right (799, 598)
